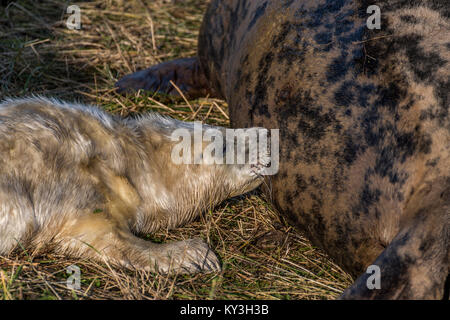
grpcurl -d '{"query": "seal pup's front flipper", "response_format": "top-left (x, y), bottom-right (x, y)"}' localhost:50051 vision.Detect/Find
top-left (56, 213), bottom-right (222, 275)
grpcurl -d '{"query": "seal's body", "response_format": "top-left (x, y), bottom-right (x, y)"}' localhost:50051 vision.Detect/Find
top-left (116, 0), bottom-right (449, 298)
top-left (0, 97), bottom-right (268, 274)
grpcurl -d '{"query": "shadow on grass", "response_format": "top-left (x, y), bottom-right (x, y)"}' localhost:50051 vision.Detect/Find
top-left (0, 0), bottom-right (98, 99)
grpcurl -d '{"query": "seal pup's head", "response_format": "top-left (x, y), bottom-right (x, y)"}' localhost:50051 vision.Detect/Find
top-left (129, 114), bottom-right (272, 230)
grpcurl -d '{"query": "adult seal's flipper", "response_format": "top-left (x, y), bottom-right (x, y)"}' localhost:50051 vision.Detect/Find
top-left (340, 196), bottom-right (449, 299)
top-left (115, 57), bottom-right (217, 99)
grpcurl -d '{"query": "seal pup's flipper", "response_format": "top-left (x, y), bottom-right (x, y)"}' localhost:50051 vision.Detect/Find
top-left (115, 57), bottom-right (217, 99)
top-left (56, 215), bottom-right (221, 275)
top-left (339, 203), bottom-right (449, 300)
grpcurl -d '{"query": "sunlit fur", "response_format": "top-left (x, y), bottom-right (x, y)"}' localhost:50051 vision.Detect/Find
top-left (0, 96), bottom-right (267, 273)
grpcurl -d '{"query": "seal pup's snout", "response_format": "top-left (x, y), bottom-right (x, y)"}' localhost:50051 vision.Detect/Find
top-left (222, 127), bottom-right (273, 197)
top-left (243, 127), bottom-right (272, 177)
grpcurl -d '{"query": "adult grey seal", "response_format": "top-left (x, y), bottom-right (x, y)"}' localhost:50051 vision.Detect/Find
top-left (116, 0), bottom-right (450, 299)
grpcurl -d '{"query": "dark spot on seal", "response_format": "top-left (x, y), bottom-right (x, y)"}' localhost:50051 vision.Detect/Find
top-left (340, 25), bottom-right (364, 45)
top-left (326, 53), bottom-right (350, 82)
top-left (314, 32), bottom-right (333, 51)
top-left (375, 81), bottom-right (407, 111)
top-left (426, 157), bottom-right (440, 167)
top-left (353, 184), bottom-right (382, 216)
top-left (334, 81), bottom-right (355, 106)
top-left (295, 174), bottom-right (308, 193)
top-left (249, 52), bottom-right (274, 121)
top-left (435, 80), bottom-right (450, 125)
top-left (271, 22), bottom-right (292, 49)
top-left (282, 0), bottom-right (295, 8)
top-left (407, 46), bottom-right (446, 83)
top-left (277, 44), bottom-right (307, 66)
top-left (314, 32), bottom-right (332, 45)
top-left (342, 136), bottom-right (364, 165)
top-left (335, 16), bottom-right (354, 37)
top-left (276, 88), bottom-right (335, 141)
top-left (247, 1), bottom-right (268, 31)
top-left (400, 15), bottom-right (418, 23)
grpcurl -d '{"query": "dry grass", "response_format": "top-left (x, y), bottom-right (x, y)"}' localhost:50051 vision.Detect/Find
top-left (0, 0), bottom-right (353, 300)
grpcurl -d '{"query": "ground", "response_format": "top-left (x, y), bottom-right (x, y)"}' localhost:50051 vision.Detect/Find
top-left (0, 0), bottom-right (352, 300)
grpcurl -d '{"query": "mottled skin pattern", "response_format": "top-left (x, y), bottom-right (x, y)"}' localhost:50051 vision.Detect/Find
top-left (116, 0), bottom-right (449, 299)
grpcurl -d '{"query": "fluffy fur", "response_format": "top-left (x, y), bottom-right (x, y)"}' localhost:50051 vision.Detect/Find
top-left (0, 96), bottom-right (267, 274)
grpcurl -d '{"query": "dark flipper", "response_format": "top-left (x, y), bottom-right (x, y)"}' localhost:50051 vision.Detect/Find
top-left (115, 57), bottom-right (216, 99)
top-left (340, 200), bottom-right (449, 300)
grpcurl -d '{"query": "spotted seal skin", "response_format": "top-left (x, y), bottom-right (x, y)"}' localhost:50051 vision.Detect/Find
top-left (116, 0), bottom-right (449, 299)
